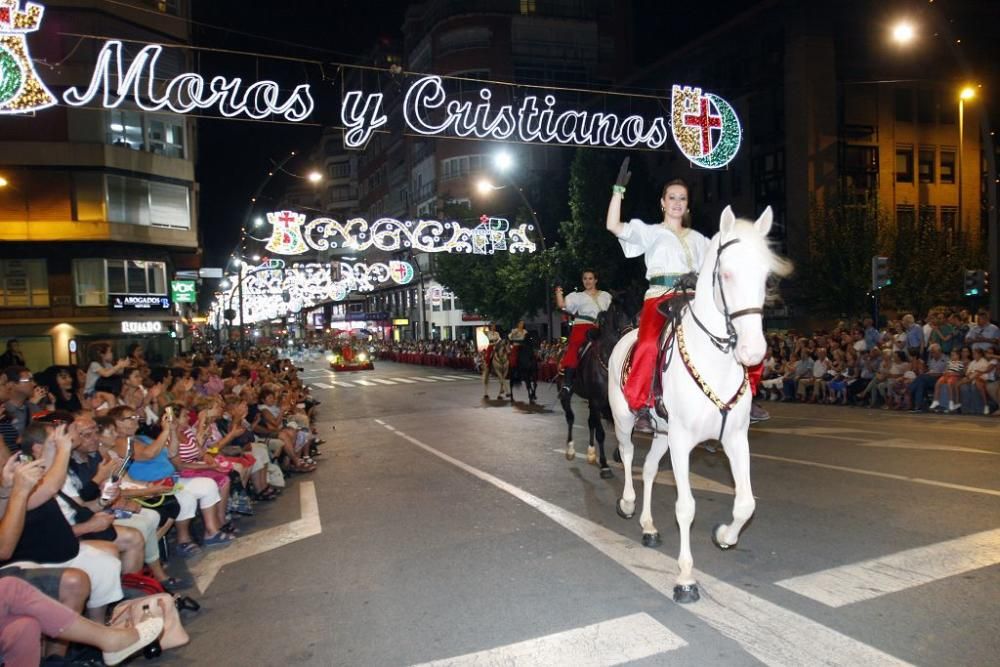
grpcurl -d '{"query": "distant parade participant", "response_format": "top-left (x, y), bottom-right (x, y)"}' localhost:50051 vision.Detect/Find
top-left (508, 320), bottom-right (528, 368)
top-left (482, 324), bottom-right (501, 370)
top-left (555, 270), bottom-right (611, 396)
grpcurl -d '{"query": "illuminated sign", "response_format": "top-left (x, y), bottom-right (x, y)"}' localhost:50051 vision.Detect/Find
top-left (111, 294), bottom-right (171, 311)
top-left (263, 211), bottom-right (536, 256)
top-left (2, 2), bottom-right (741, 166)
top-left (170, 279), bottom-right (197, 303)
top-left (121, 320), bottom-right (164, 333)
top-left (392, 318), bottom-right (410, 326)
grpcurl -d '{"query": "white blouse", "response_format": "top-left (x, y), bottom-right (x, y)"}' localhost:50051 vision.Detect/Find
top-left (616, 219), bottom-right (710, 298)
top-left (564, 290), bottom-right (611, 323)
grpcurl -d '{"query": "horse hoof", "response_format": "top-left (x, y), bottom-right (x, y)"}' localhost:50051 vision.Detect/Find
top-left (711, 523), bottom-right (733, 550)
top-left (613, 448), bottom-right (622, 463)
top-left (642, 532), bottom-right (662, 548)
top-left (565, 448), bottom-right (576, 461)
top-left (673, 584), bottom-right (700, 604)
top-left (615, 501), bottom-right (634, 520)
top-left (586, 447), bottom-right (598, 465)
top-left (599, 467), bottom-right (614, 479)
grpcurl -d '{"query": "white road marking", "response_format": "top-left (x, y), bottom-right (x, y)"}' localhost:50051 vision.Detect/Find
top-left (551, 449), bottom-right (738, 496)
top-left (776, 528), bottom-right (1000, 607)
top-left (190, 482), bottom-right (321, 593)
top-left (425, 375), bottom-right (459, 381)
top-left (410, 612), bottom-right (686, 667)
top-left (392, 377), bottom-right (418, 384)
top-left (751, 452), bottom-right (1000, 497)
top-left (409, 377), bottom-right (438, 383)
top-left (382, 422), bottom-right (913, 667)
top-left (369, 378), bottom-right (398, 385)
top-left (353, 379), bottom-right (378, 386)
top-left (445, 374), bottom-right (475, 380)
top-left (329, 381), bottom-right (355, 388)
top-left (311, 382), bottom-right (334, 389)
top-left (854, 438), bottom-right (999, 456)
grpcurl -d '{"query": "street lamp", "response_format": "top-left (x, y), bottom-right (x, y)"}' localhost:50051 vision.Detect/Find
top-left (890, 20), bottom-right (916, 46)
top-left (476, 159), bottom-right (554, 338)
top-left (958, 85), bottom-right (977, 236)
top-left (308, 170), bottom-right (323, 184)
top-left (0, 176), bottom-right (8, 188)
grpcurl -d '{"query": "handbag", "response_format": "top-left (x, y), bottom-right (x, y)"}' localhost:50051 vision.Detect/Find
top-left (110, 593), bottom-right (190, 651)
top-left (266, 462), bottom-right (286, 488)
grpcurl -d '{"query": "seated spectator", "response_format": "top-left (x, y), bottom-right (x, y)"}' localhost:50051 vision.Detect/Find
top-left (966, 309), bottom-right (1000, 352)
top-left (930, 349), bottom-right (965, 412)
top-left (3, 366), bottom-right (46, 440)
top-left (84, 343), bottom-right (130, 413)
top-left (908, 344), bottom-right (947, 411)
top-left (958, 347), bottom-right (996, 415)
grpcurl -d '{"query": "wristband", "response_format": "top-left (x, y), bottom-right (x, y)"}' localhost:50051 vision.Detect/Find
top-left (612, 185), bottom-right (626, 197)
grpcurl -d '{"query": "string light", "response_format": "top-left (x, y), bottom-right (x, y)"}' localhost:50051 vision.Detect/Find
top-left (260, 210), bottom-right (537, 256)
top-left (0, 1), bottom-right (56, 114)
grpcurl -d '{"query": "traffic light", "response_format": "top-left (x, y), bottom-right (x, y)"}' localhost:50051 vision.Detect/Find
top-left (964, 269), bottom-right (989, 297)
top-left (871, 256), bottom-right (890, 290)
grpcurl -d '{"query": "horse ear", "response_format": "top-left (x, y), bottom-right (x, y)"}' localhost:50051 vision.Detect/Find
top-left (754, 206), bottom-right (774, 237)
top-left (719, 205), bottom-right (736, 233)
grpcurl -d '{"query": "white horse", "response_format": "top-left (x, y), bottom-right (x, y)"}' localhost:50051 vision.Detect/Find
top-left (608, 206), bottom-right (792, 603)
top-left (482, 338), bottom-right (511, 399)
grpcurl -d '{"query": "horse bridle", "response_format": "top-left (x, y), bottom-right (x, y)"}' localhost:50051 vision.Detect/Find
top-left (687, 238), bottom-right (763, 355)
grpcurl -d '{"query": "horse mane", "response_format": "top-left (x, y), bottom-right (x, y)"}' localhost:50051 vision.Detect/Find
top-left (720, 219), bottom-right (794, 278)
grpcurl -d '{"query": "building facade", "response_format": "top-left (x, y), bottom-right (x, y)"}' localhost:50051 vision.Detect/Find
top-left (0, 0), bottom-right (198, 369)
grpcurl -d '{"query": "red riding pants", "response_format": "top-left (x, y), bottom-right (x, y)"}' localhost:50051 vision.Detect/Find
top-left (624, 294), bottom-right (763, 411)
top-left (560, 323), bottom-right (596, 370)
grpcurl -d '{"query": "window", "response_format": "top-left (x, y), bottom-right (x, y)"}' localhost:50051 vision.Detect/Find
top-left (918, 148), bottom-right (935, 183)
top-left (940, 150), bottom-right (956, 183)
top-left (919, 205), bottom-right (937, 230)
top-left (107, 110), bottom-right (144, 150)
top-left (438, 27), bottom-right (492, 54)
top-left (894, 88), bottom-right (913, 122)
top-left (328, 162), bottom-right (351, 179)
top-left (941, 206), bottom-right (958, 239)
top-left (843, 145), bottom-right (879, 191)
top-left (896, 205), bottom-right (916, 231)
top-left (106, 176), bottom-right (191, 229)
top-left (895, 146), bottom-right (914, 183)
top-left (441, 155), bottom-right (486, 180)
top-left (146, 116), bottom-right (185, 158)
top-left (0, 260), bottom-right (48, 307)
top-left (73, 259), bottom-right (167, 306)
top-left (520, 0), bottom-right (537, 14)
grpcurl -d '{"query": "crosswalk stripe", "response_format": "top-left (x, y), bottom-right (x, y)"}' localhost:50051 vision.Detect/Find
top-left (311, 382), bottom-right (333, 389)
top-left (369, 378), bottom-right (398, 385)
top-left (392, 377), bottom-right (418, 384)
top-left (410, 612), bottom-right (686, 667)
top-left (776, 527), bottom-right (1000, 608)
top-left (384, 422), bottom-right (913, 667)
top-left (424, 375), bottom-right (459, 381)
top-left (329, 381), bottom-right (355, 388)
top-left (353, 379), bottom-right (378, 386)
top-left (409, 377), bottom-right (438, 383)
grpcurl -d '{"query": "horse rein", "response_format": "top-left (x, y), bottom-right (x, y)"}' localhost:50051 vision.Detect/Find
top-left (687, 238), bottom-right (763, 354)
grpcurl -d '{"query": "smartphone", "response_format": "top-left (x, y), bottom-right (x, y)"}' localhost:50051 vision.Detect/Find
top-left (17, 453), bottom-right (33, 463)
top-left (106, 508), bottom-right (133, 519)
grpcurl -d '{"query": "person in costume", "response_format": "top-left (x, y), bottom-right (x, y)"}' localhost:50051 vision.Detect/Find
top-left (555, 270), bottom-right (612, 396)
top-left (508, 320), bottom-right (528, 368)
top-left (606, 159), bottom-right (769, 432)
top-left (606, 160), bottom-right (708, 433)
top-left (482, 324), bottom-right (501, 371)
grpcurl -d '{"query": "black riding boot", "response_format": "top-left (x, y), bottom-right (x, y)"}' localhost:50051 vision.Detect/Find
top-left (561, 368), bottom-right (575, 397)
top-left (633, 407), bottom-right (654, 433)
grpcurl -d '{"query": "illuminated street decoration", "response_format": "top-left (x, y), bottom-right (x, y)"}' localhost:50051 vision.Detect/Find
top-left (0, 1), bottom-right (56, 114)
top-left (62, 40), bottom-right (315, 122)
top-left (670, 85), bottom-right (742, 169)
top-left (222, 258), bottom-right (415, 325)
top-left (265, 210), bottom-right (309, 255)
top-left (263, 213), bottom-right (537, 256)
top-left (426, 285), bottom-right (455, 307)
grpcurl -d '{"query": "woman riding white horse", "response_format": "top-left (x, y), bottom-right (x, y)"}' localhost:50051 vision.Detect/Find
top-left (609, 204), bottom-right (792, 603)
top-left (606, 161), bottom-right (709, 433)
top-left (554, 269), bottom-right (611, 396)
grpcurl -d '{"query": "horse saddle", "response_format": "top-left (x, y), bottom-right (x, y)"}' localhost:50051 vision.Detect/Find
top-left (620, 317), bottom-right (676, 421)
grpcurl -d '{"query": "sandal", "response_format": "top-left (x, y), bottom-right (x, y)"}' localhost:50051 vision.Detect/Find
top-left (202, 532), bottom-right (235, 548)
top-left (176, 542), bottom-right (202, 559)
top-left (291, 462), bottom-right (316, 472)
top-left (220, 521), bottom-right (240, 535)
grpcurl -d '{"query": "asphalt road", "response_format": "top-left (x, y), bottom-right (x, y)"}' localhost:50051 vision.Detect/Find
top-left (163, 359), bottom-right (1000, 666)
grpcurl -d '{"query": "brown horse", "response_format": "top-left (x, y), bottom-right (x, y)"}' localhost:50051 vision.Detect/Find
top-left (482, 338), bottom-right (510, 399)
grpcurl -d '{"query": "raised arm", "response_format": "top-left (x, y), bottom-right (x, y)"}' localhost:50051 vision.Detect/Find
top-left (605, 157), bottom-right (631, 237)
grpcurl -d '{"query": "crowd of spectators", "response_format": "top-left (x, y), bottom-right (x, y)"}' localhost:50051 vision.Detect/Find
top-left (370, 336), bottom-right (567, 381)
top-left (756, 308), bottom-right (1000, 415)
top-left (0, 340), bottom-right (324, 664)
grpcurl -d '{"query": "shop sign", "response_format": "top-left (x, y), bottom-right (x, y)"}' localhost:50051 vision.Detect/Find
top-left (346, 311), bottom-right (389, 321)
top-left (461, 313), bottom-right (486, 321)
top-left (392, 318), bottom-right (409, 326)
top-left (111, 294), bottom-right (171, 311)
top-left (121, 321), bottom-right (163, 333)
top-left (170, 280), bottom-right (197, 303)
